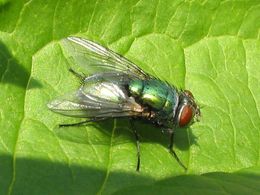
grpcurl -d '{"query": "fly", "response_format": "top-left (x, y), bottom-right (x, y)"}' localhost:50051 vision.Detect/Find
top-left (48, 36), bottom-right (201, 171)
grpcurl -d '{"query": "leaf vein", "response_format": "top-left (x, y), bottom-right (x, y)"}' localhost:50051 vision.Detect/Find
top-left (98, 119), bottom-right (116, 194)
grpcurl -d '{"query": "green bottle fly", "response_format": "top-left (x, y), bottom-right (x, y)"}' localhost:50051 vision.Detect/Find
top-left (48, 37), bottom-right (201, 171)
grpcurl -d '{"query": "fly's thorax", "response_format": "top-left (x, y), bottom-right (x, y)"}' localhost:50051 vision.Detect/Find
top-left (129, 79), bottom-right (179, 120)
top-left (159, 90), bottom-right (178, 118)
top-left (129, 80), bottom-right (144, 97)
top-left (141, 80), bottom-right (167, 110)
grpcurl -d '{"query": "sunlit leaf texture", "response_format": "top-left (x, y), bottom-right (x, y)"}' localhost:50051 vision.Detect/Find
top-left (0, 0), bottom-right (260, 194)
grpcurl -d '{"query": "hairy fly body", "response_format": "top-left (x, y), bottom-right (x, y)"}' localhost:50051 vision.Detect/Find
top-left (48, 37), bottom-right (200, 171)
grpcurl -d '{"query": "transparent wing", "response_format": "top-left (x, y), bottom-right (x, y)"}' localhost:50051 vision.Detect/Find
top-left (61, 36), bottom-right (150, 79)
top-left (47, 73), bottom-right (144, 118)
top-left (83, 71), bottom-right (132, 85)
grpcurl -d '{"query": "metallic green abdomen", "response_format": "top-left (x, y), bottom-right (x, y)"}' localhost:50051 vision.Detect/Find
top-left (129, 79), bottom-right (178, 118)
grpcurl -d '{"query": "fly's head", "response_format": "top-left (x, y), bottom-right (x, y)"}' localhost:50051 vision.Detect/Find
top-left (175, 90), bottom-right (200, 127)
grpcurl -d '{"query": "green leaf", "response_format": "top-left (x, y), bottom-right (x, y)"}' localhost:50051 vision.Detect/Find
top-left (0, 0), bottom-right (260, 194)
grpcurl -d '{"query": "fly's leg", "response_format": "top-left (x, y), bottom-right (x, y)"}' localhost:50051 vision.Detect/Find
top-left (130, 120), bottom-right (141, 171)
top-left (59, 118), bottom-right (106, 127)
top-left (168, 129), bottom-right (187, 171)
top-left (68, 68), bottom-right (85, 84)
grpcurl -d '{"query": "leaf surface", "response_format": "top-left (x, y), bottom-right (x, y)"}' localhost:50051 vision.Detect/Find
top-left (0, 0), bottom-right (260, 194)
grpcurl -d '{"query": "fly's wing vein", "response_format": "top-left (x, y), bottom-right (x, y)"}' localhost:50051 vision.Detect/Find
top-left (48, 75), bottom-right (143, 118)
top-left (62, 36), bottom-right (150, 79)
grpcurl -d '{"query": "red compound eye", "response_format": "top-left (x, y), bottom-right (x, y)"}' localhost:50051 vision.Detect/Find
top-left (179, 105), bottom-right (193, 127)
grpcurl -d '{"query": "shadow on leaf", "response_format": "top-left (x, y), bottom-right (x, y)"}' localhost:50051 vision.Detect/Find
top-left (0, 41), bottom-right (42, 89)
top-left (54, 118), bottom-right (197, 148)
top-left (53, 117), bottom-right (197, 164)
top-left (0, 0), bottom-right (10, 8)
top-left (1, 155), bottom-right (259, 195)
